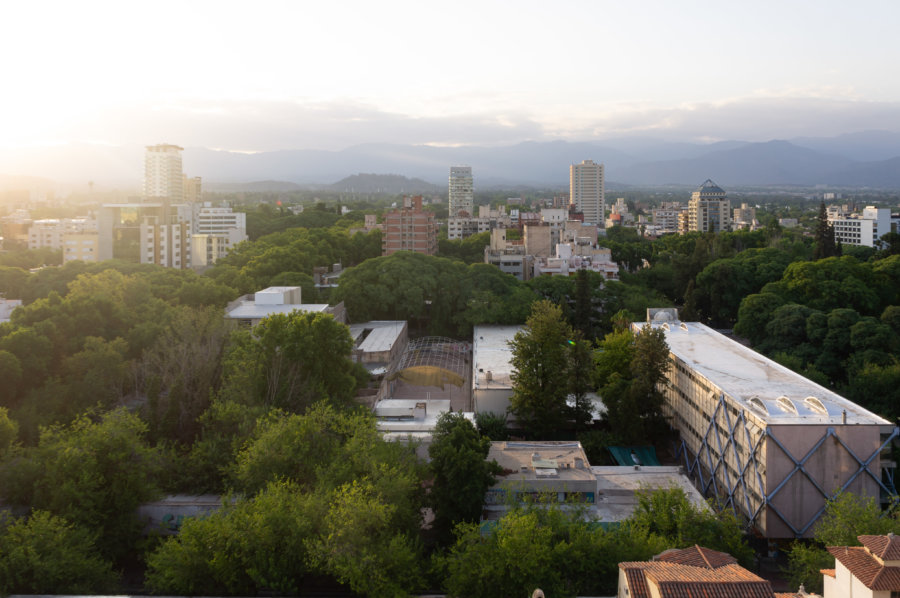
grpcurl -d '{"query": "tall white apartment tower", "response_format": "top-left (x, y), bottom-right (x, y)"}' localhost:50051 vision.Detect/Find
top-left (688, 179), bottom-right (731, 233)
top-left (448, 166), bottom-right (474, 218)
top-left (144, 144), bottom-right (184, 201)
top-left (569, 160), bottom-right (605, 227)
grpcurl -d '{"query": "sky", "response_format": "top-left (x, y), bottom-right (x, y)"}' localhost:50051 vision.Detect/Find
top-left (2, 0), bottom-right (900, 152)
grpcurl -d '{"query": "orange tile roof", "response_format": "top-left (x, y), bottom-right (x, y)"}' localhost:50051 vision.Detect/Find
top-left (859, 534), bottom-right (900, 560)
top-left (620, 550), bottom-right (774, 598)
top-left (820, 568), bottom-right (835, 578)
top-left (655, 545), bottom-right (739, 569)
top-left (828, 545), bottom-right (900, 591)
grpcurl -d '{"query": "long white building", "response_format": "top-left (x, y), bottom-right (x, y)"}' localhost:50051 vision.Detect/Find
top-left (828, 205), bottom-right (892, 247)
top-left (641, 310), bottom-right (897, 538)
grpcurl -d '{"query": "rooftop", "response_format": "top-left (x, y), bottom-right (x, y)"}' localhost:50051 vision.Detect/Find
top-left (489, 441), bottom-right (595, 484)
top-left (647, 320), bottom-right (891, 427)
top-left (349, 321), bottom-right (406, 354)
top-left (224, 303), bottom-right (330, 320)
top-left (472, 325), bottom-right (523, 390)
top-left (592, 466), bottom-right (709, 518)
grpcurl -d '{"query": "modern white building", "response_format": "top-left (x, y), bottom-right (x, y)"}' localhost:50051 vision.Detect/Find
top-left (533, 242), bottom-right (619, 280)
top-left (224, 286), bottom-right (346, 327)
top-left (144, 144), bottom-right (185, 201)
top-left (448, 166), bottom-right (474, 218)
top-left (828, 205), bottom-right (892, 247)
top-left (688, 179), bottom-right (731, 233)
top-left (472, 325), bottom-right (522, 417)
top-left (642, 309), bottom-right (897, 538)
top-left (570, 160), bottom-right (605, 227)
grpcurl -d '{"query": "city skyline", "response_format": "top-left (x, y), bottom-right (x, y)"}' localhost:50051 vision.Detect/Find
top-left (2, 1), bottom-right (900, 153)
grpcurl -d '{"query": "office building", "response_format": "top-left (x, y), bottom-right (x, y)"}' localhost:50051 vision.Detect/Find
top-left (828, 205), bottom-right (892, 247)
top-left (641, 309), bottom-right (897, 538)
top-left (688, 179), bottom-right (731, 233)
top-left (569, 160), bottom-right (605, 227)
top-left (144, 144), bottom-right (185, 201)
top-left (651, 202), bottom-right (687, 235)
top-left (381, 195), bottom-right (438, 256)
top-left (448, 166), bottom-right (474, 218)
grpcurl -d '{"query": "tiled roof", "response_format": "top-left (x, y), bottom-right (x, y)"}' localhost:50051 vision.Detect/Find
top-left (828, 545), bottom-right (900, 590)
top-left (656, 545), bottom-right (739, 569)
top-left (860, 533), bottom-right (900, 560)
top-left (820, 568), bottom-right (835, 578)
top-left (619, 558), bottom-right (774, 598)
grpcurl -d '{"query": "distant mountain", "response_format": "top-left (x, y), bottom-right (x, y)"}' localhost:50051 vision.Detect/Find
top-left (614, 140), bottom-right (856, 186)
top-left (203, 180), bottom-right (306, 192)
top-left (328, 173), bottom-right (440, 194)
top-left (790, 130), bottom-right (900, 162)
top-left (3, 132), bottom-right (900, 190)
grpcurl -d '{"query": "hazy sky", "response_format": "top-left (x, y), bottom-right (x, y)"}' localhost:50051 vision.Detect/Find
top-left (3, 0), bottom-right (900, 151)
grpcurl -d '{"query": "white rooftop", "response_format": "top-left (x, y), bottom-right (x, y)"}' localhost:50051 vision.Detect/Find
top-left (349, 321), bottom-right (406, 354)
top-left (472, 325), bottom-right (523, 390)
top-left (591, 465), bottom-right (709, 520)
top-left (225, 303), bottom-right (330, 319)
top-left (649, 321), bottom-right (891, 427)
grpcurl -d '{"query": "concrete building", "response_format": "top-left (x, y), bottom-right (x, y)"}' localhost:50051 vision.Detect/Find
top-left (224, 286), bottom-right (347, 327)
top-left (485, 442), bottom-right (707, 524)
top-left (447, 205), bottom-right (512, 240)
top-left (733, 202), bottom-right (759, 230)
top-left (688, 179), bottom-right (731, 233)
top-left (382, 195), bottom-right (438, 256)
top-left (349, 320), bottom-right (408, 370)
top-left (828, 205), bottom-right (892, 247)
top-left (144, 144), bottom-right (184, 201)
top-left (28, 218), bottom-right (98, 264)
top-left (651, 202), bottom-right (687, 236)
top-left (570, 160), bottom-right (605, 227)
top-left (524, 224), bottom-right (553, 258)
top-left (472, 325), bottom-right (522, 416)
top-left (483, 229), bottom-right (532, 281)
top-left (183, 175), bottom-right (202, 203)
top-left (0, 298), bottom-right (22, 323)
top-left (533, 242), bottom-right (619, 280)
top-left (189, 202), bottom-right (248, 268)
top-left (448, 166), bottom-right (474, 218)
top-left (642, 310), bottom-right (897, 538)
top-left (824, 534), bottom-right (900, 598)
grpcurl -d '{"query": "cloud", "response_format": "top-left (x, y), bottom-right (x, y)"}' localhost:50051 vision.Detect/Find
top-left (47, 96), bottom-right (900, 152)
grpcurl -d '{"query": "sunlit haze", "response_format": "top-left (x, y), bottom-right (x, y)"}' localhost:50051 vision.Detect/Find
top-left (2, 0), bottom-right (900, 151)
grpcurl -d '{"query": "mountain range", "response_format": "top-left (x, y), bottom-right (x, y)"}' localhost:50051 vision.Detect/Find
top-left (3, 130), bottom-right (900, 191)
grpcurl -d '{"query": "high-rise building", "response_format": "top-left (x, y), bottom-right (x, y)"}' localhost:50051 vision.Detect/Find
top-left (144, 144), bottom-right (184, 201)
top-left (828, 205), bottom-right (892, 247)
top-left (448, 166), bottom-right (474, 218)
top-left (569, 160), bottom-right (604, 227)
top-left (382, 196), bottom-right (438, 256)
top-left (688, 179), bottom-right (731, 233)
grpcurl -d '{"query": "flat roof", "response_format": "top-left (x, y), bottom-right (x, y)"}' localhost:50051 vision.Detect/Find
top-left (349, 321), bottom-right (406, 354)
top-left (592, 466), bottom-right (709, 516)
top-left (648, 321), bottom-right (891, 426)
top-left (224, 303), bottom-right (330, 319)
top-left (472, 325), bottom-right (523, 390)
top-left (488, 441), bottom-right (595, 484)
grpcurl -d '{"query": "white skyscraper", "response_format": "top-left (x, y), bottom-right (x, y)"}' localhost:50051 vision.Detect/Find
top-left (448, 166), bottom-right (474, 218)
top-left (569, 160), bottom-right (605, 227)
top-left (144, 144), bottom-right (184, 201)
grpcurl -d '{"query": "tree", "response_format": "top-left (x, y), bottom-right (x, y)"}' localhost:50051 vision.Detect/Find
top-left (785, 492), bottom-right (900, 593)
top-left (508, 300), bottom-right (577, 438)
top-left (813, 202), bottom-right (838, 260)
top-left (596, 324), bottom-right (670, 443)
top-left (309, 480), bottom-right (424, 597)
top-left (629, 486), bottom-right (754, 566)
top-left (220, 311), bottom-right (362, 412)
top-left (0, 408), bottom-right (163, 560)
top-left (0, 511), bottom-right (116, 595)
top-left (145, 481), bottom-right (326, 596)
top-left (428, 412), bottom-right (502, 544)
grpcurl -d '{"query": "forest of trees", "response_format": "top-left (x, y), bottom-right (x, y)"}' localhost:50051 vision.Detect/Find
top-left (0, 199), bottom-right (899, 595)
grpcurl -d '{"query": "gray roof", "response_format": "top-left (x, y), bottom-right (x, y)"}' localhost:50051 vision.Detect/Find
top-left (695, 178), bottom-right (725, 194)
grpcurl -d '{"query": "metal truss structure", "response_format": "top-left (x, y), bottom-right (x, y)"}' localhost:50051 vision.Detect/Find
top-left (676, 394), bottom-right (900, 538)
